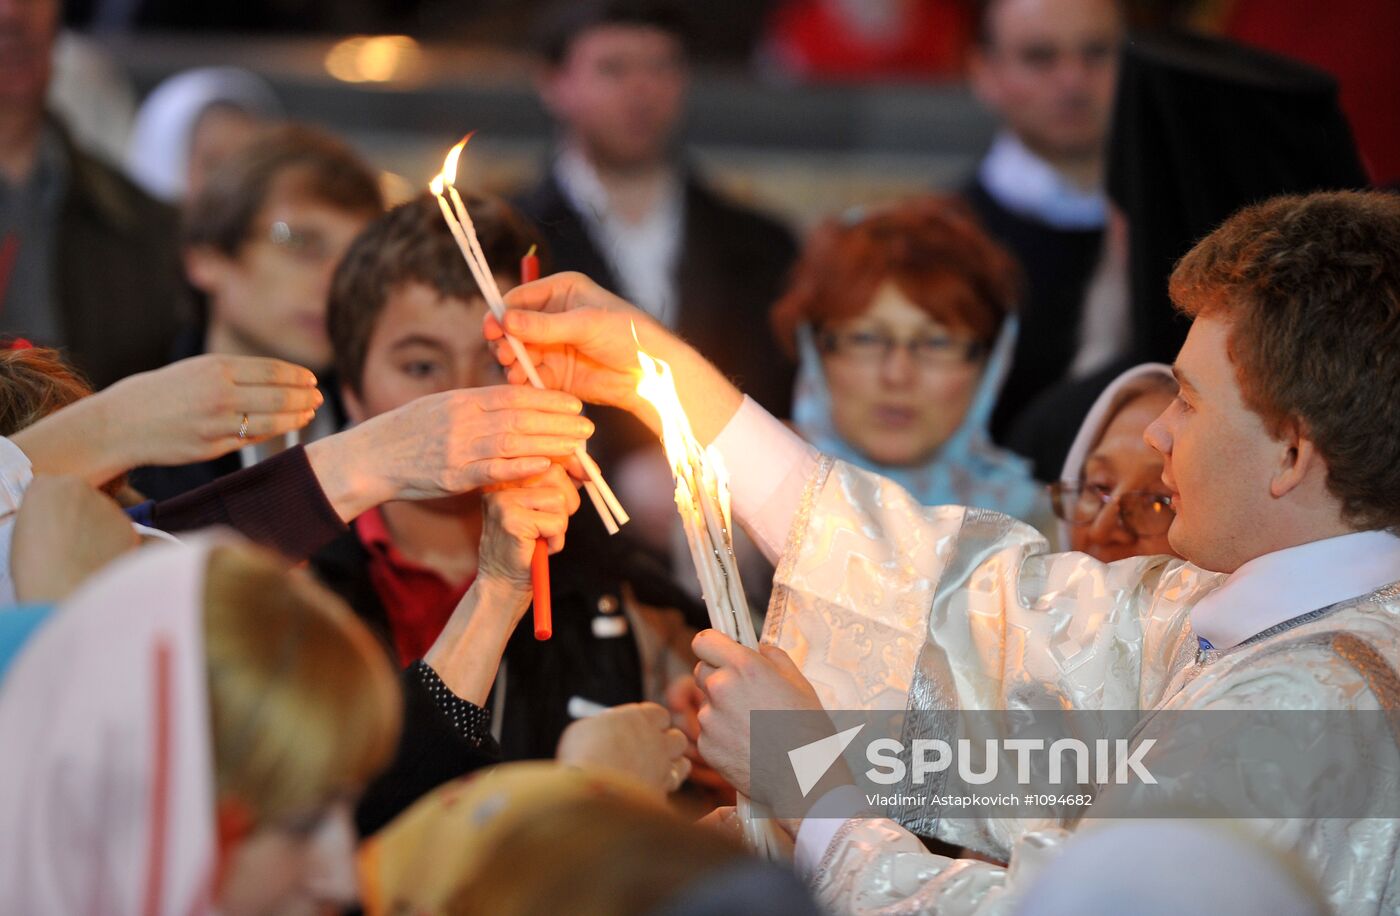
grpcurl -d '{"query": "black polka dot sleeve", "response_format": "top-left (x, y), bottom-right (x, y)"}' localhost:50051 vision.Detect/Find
top-left (409, 660), bottom-right (496, 751)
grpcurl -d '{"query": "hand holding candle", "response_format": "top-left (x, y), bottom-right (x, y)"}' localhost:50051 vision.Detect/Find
top-left (428, 134), bottom-right (627, 537)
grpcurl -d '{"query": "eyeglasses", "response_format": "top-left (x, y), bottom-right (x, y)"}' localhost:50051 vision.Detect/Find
top-left (819, 329), bottom-right (988, 367)
top-left (264, 221), bottom-right (336, 265)
top-left (1049, 481), bottom-right (1175, 537)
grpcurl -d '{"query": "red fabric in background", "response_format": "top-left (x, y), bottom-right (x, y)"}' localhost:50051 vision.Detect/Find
top-left (763, 0), bottom-right (973, 82)
top-left (356, 507), bottom-right (473, 667)
top-left (1226, 0), bottom-right (1400, 186)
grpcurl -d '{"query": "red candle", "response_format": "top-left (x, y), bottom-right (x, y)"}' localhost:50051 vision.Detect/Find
top-left (531, 539), bottom-right (552, 641)
top-left (522, 245), bottom-right (551, 639)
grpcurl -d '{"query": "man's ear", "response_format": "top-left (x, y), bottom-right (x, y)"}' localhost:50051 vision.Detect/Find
top-left (183, 245), bottom-right (232, 297)
top-left (1270, 417), bottom-right (1318, 500)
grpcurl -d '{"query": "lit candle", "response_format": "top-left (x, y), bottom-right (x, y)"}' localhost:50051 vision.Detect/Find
top-left (635, 346), bottom-right (782, 860)
top-left (427, 135), bottom-right (628, 535)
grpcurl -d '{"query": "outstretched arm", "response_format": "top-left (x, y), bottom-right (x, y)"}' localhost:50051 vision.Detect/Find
top-left (488, 272), bottom-right (743, 445)
top-left (488, 272), bottom-right (817, 561)
top-left (12, 354), bottom-right (321, 486)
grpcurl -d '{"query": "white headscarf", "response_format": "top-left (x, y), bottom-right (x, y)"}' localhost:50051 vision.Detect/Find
top-left (125, 67), bottom-right (281, 203)
top-left (0, 540), bottom-right (218, 915)
top-left (1056, 363), bottom-right (1175, 546)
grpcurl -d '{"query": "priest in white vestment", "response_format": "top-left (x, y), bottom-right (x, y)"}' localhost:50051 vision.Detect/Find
top-left (487, 190), bottom-right (1400, 915)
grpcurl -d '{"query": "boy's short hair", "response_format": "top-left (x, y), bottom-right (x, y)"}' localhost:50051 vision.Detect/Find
top-left (328, 193), bottom-right (541, 396)
top-left (534, 0), bottom-right (689, 66)
top-left (1171, 190), bottom-right (1400, 531)
top-left (183, 124), bottom-right (383, 255)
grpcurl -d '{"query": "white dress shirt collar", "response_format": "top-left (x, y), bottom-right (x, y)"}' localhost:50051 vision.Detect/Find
top-left (553, 146), bottom-right (684, 328)
top-left (978, 130), bottom-right (1108, 231)
top-left (1190, 529), bottom-right (1400, 651)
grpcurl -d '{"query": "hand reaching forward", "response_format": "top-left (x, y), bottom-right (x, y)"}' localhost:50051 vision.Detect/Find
top-left (116, 354), bottom-right (323, 464)
top-left (13, 354), bottom-right (322, 485)
top-left (485, 271), bottom-right (656, 415)
top-left (306, 385), bottom-right (593, 522)
top-left (485, 272), bottom-right (744, 444)
top-left (556, 702), bottom-right (693, 797)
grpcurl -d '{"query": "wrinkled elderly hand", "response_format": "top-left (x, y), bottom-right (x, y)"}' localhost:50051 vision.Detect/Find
top-left (11, 476), bottom-right (139, 603)
top-left (692, 630), bottom-right (824, 798)
top-left (477, 464), bottom-right (581, 593)
top-left (421, 464), bottom-right (583, 705)
top-left (556, 702), bottom-right (692, 797)
top-left (305, 385), bottom-right (594, 522)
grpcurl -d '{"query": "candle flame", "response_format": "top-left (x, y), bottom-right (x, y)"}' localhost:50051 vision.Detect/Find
top-left (441, 132), bottom-right (474, 187)
top-left (429, 174), bottom-right (444, 196)
top-left (635, 346), bottom-right (693, 480)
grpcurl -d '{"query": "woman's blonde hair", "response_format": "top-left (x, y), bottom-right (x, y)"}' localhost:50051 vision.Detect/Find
top-left (203, 545), bottom-right (401, 826)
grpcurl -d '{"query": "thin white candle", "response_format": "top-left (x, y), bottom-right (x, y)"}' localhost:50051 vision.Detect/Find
top-left (428, 142), bottom-right (628, 533)
top-left (635, 348), bottom-right (786, 860)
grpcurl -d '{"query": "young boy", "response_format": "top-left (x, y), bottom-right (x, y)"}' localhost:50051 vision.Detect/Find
top-left (313, 193), bottom-right (705, 763)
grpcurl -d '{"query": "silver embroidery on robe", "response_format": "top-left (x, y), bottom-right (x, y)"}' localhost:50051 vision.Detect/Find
top-left (764, 460), bottom-right (1400, 916)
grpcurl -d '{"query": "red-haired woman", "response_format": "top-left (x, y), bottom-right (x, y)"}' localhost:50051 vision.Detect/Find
top-left (771, 197), bottom-right (1048, 526)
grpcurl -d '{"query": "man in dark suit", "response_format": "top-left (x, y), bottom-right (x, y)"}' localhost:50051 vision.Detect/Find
top-left (519, 0), bottom-right (798, 465)
top-left (0, 0), bottom-right (182, 389)
top-left (962, 0), bottom-right (1126, 440)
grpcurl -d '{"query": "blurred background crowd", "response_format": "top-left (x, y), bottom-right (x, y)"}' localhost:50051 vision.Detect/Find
top-left (1, 0), bottom-right (1395, 912)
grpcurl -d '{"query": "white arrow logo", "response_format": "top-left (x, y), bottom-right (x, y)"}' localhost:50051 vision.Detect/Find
top-left (788, 724), bottom-right (865, 797)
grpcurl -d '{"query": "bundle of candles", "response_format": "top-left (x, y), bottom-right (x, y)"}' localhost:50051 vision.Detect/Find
top-left (635, 348), bottom-right (784, 860)
top-left (429, 134), bottom-right (628, 639)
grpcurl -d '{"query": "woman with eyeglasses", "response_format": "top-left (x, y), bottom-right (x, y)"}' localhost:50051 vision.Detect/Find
top-left (770, 196), bottom-right (1050, 530)
top-left (1052, 363), bottom-right (1179, 562)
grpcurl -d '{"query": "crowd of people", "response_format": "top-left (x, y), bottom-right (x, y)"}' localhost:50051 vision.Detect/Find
top-left (1, 0), bottom-right (1397, 913)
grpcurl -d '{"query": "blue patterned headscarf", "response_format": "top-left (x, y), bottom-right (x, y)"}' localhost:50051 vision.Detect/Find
top-left (793, 316), bottom-right (1044, 520)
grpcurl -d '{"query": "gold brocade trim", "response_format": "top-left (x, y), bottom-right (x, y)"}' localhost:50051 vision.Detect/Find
top-left (1331, 632), bottom-right (1400, 744)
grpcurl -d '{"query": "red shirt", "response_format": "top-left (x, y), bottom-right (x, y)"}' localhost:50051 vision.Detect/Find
top-left (356, 507), bottom-right (473, 668)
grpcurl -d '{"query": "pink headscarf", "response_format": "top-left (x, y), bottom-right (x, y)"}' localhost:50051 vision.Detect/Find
top-left (0, 541), bottom-right (218, 915)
